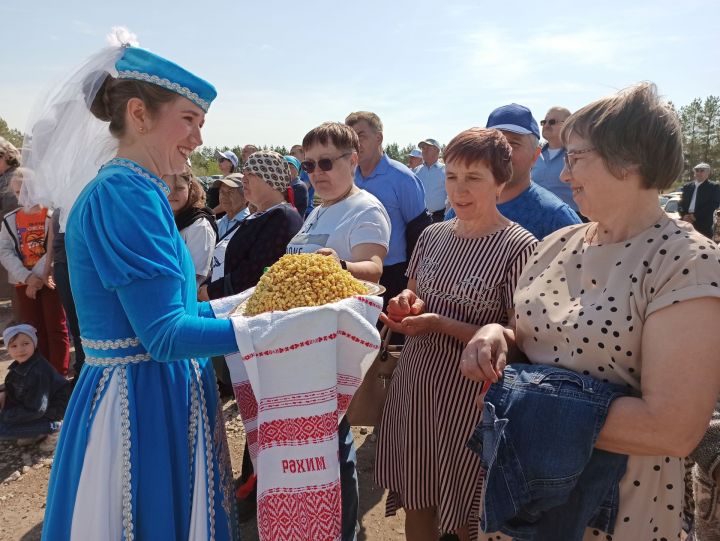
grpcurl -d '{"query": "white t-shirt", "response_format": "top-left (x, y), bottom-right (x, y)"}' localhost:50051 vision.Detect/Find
top-left (287, 190), bottom-right (391, 260)
top-left (180, 218), bottom-right (216, 285)
top-left (689, 180), bottom-right (703, 213)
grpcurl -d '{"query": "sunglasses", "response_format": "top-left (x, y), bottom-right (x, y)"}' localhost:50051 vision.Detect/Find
top-left (301, 152), bottom-right (351, 174)
top-left (540, 119), bottom-right (564, 127)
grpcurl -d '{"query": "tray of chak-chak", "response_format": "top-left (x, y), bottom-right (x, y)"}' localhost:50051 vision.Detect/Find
top-left (232, 254), bottom-right (385, 316)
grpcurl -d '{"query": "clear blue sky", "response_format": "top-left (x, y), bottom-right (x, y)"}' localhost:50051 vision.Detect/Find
top-left (2, 0), bottom-right (718, 150)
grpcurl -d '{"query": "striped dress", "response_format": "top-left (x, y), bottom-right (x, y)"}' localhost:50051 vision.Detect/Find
top-left (375, 219), bottom-right (536, 536)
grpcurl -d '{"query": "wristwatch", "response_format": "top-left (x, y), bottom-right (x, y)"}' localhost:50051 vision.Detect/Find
top-left (340, 259), bottom-right (348, 270)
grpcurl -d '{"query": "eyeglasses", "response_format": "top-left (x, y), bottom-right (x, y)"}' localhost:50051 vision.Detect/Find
top-left (563, 148), bottom-right (595, 173)
top-left (540, 119), bottom-right (564, 127)
top-left (301, 152), bottom-right (351, 174)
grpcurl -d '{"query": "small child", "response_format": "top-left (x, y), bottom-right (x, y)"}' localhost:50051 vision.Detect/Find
top-left (0, 324), bottom-right (70, 450)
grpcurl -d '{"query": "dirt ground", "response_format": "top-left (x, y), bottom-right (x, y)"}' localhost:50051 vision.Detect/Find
top-left (0, 347), bottom-right (406, 541)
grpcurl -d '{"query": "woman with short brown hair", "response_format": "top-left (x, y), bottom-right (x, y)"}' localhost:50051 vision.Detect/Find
top-left (375, 128), bottom-right (536, 541)
top-left (462, 83), bottom-right (720, 540)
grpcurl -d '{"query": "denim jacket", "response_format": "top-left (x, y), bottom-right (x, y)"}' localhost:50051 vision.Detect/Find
top-left (467, 363), bottom-right (631, 541)
top-left (1, 351), bottom-right (71, 424)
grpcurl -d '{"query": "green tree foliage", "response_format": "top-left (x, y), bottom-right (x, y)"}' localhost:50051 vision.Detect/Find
top-left (384, 142), bottom-right (401, 162)
top-left (384, 143), bottom-right (416, 166)
top-left (679, 96), bottom-right (720, 181)
top-left (0, 117), bottom-right (24, 148)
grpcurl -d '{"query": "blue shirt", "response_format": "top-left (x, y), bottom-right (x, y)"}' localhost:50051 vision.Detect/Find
top-left (531, 146), bottom-right (578, 211)
top-left (414, 161), bottom-right (446, 212)
top-left (354, 154), bottom-right (426, 265)
top-left (217, 207), bottom-right (249, 238)
top-left (300, 170), bottom-right (314, 218)
top-left (445, 182), bottom-right (581, 240)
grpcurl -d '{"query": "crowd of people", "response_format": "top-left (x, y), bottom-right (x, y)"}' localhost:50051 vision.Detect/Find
top-left (0, 34), bottom-right (718, 541)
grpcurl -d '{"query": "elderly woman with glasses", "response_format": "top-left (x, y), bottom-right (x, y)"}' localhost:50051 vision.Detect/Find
top-left (461, 83), bottom-right (720, 541)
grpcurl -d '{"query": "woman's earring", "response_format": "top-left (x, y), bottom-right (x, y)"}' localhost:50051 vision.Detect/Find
top-left (139, 126), bottom-right (146, 134)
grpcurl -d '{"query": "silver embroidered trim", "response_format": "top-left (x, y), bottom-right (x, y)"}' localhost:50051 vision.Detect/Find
top-left (82, 337), bottom-right (141, 350)
top-left (117, 70), bottom-right (210, 112)
top-left (104, 158), bottom-right (170, 195)
top-left (188, 371), bottom-right (199, 489)
top-left (88, 367), bottom-right (113, 424)
top-left (85, 353), bottom-right (151, 366)
top-left (118, 369), bottom-right (135, 541)
top-left (192, 359), bottom-right (216, 540)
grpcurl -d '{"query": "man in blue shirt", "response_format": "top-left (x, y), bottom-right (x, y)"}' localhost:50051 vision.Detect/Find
top-left (345, 111), bottom-right (427, 299)
top-left (446, 104), bottom-right (580, 239)
top-left (415, 138), bottom-right (447, 222)
top-left (532, 107), bottom-right (579, 214)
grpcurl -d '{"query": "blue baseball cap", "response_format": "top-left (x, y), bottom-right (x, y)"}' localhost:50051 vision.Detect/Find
top-left (486, 104), bottom-right (540, 140)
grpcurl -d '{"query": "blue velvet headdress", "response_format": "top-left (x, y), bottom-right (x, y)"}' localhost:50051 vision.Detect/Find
top-left (115, 47), bottom-right (217, 112)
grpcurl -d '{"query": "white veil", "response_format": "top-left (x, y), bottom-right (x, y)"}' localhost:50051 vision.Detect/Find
top-left (20, 27), bottom-right (139, 230)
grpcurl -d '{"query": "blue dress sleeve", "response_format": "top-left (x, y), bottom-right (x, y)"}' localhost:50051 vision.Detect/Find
top-left (198, 301), bottom-right (216, 318)
top-left (116, 275), bottom-right (238, 361)
top-left (80, 175), bottom-right (186, 290)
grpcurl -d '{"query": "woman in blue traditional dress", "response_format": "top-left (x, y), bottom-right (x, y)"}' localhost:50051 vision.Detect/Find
top-left (25, 32), bottom-right (242, 541)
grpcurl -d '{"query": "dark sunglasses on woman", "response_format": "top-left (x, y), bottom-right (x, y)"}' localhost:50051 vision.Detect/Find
top-left (300, 152), bottom-right (351, 174)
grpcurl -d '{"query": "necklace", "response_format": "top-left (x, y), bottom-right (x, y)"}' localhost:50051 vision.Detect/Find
top-left (303, 186), bottom-right (356, 233)
top-left (319, 185), bottom-right (355, 207)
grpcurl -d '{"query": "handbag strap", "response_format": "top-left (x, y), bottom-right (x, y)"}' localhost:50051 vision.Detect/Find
top-left (378, 325), bottom-right (400, 362)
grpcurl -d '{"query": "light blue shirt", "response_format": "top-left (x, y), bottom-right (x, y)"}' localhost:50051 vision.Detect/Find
top-left (531, 146), bottom-right (578, 211)
top-left (217, 207), bottom-right (249, 239)
top-left (414, 161), bottom-right (446, 212)
top-left (354, 154), bottom-right (426, 265)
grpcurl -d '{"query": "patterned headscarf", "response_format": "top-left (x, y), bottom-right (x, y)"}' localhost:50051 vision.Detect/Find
top-left (242, 151), bottom-right (291, 193)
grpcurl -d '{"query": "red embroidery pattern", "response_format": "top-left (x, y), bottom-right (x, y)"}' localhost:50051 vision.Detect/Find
top-left (259, 387), bottom-right (336, 413)
top-left (242, 331), bottom-right (378, 361)
top-left (353, 295), bottom-right (383, 311)
top-left (258, 412), bottom-right (337, 450)
top-left (233, 382), bottom-right (258, 421)
top-left (337, 373), bottom-right (362, 387)
top-left (337, 329), bottom-right (380, 351)
top-left (258, 482), bottom-right (341, 541)
top-left (337, 393), bottom-right (352, 414)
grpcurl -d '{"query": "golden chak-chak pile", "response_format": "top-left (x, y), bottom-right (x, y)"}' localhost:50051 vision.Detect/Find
top-left (243, 253), bottom-right (369, 316)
